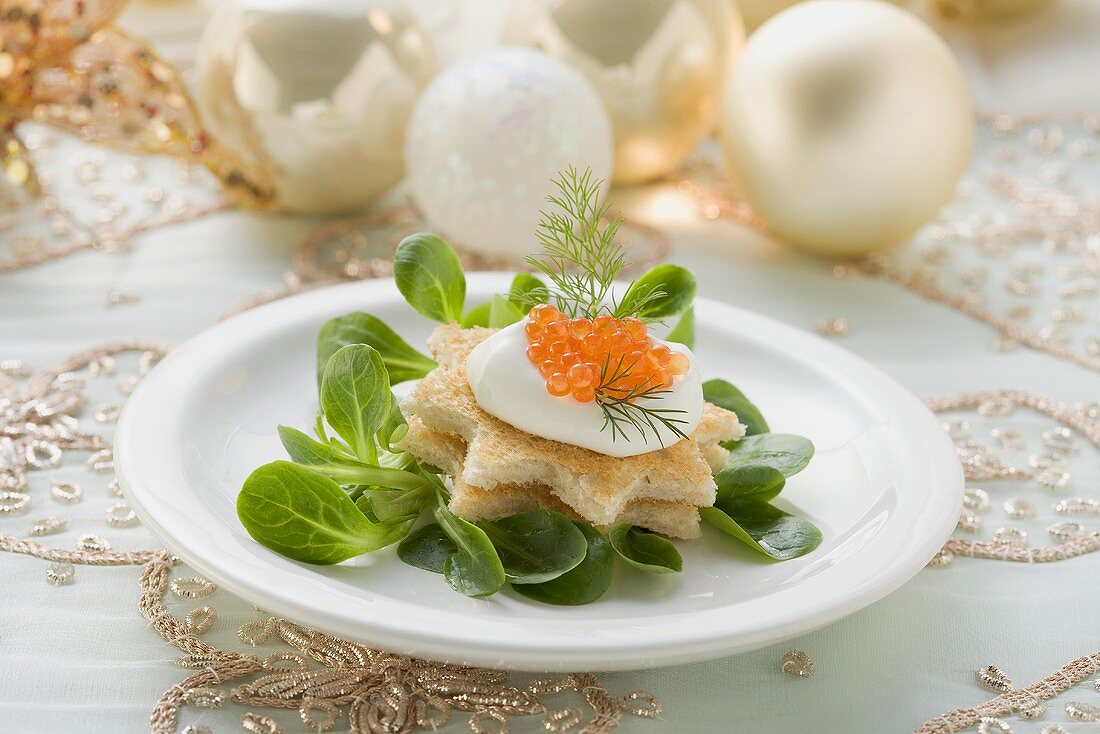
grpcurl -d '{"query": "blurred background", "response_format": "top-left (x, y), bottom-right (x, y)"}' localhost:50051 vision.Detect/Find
top-left (4, 0), bottom-right (1099, 262)
top-left (5, 0), bottom-right (1099, 366)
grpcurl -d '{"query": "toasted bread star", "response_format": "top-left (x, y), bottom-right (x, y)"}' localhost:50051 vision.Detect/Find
top-left (402, 413), bottom-right (707, 538)
top-left (398, 325), bottom-right (744, 535)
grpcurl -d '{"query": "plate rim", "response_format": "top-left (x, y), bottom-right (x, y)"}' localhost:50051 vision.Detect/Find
top-left (115, 274), bottom-right (963, 671)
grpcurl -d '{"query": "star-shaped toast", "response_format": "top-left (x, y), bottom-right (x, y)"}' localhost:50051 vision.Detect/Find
top-left (397, 325), bottom-right (744, 537)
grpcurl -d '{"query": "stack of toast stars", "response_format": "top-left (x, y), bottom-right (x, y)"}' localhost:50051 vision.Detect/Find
top-left (396, 325), bottom-right (744, 539)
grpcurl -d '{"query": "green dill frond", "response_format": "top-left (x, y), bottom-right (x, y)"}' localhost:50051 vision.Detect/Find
top-left (525, 167), bottom-right (625, 320)
top-left (524, 167), bottom-right (690, 445)
top-left (594, 353), bottom-right (689, 445)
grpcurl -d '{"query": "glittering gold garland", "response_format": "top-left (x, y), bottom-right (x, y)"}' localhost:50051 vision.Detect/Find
top-left (0, 0), bottom-right (274, 207)
top-left (4, 333), bottom-right (1098, 733)
top-left (925, 390), bottom-right (1100, 569)
top-left (917, 652), bottom-right (1100, 733)
top-left (0, 198), bottom-right (230, 274)
top-left (0, 534), bottom-right (161, 566)
top-left (135, 551), bottom-right (661, 734)
top-left (858, 255), bottom-right (1100, 375)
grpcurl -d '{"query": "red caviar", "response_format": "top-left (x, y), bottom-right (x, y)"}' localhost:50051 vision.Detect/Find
top-left (524, 305), bottom-right (689, 401)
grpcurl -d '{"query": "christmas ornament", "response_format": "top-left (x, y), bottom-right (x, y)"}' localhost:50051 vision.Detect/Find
top-left (195, 0), bottom-right (436, 214)
top-left (720, 0), bottom-right (972, 257)
top-left (929, 0), bottom-right (1059, 22)
top-left (736, 0), bottom-right (908, 31)
top-left (501, 0), bottom-right (744, 184)
top-left (735, 0), bottom-right (803, 31)
top-left (0, 0), bottom-right (272, 206)
top-left (404, 48), bottom-right (613, 257)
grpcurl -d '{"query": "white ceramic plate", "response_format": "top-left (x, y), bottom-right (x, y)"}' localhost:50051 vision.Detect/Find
top-left (116, 274), bottom-right (962, 671)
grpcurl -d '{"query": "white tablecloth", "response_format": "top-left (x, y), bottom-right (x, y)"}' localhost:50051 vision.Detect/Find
top-left (2, 2), bottom-right (1099, 732)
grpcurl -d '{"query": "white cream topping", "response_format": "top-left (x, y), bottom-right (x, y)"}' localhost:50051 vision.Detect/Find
top-left (466, 321), bottom-right (703, 458)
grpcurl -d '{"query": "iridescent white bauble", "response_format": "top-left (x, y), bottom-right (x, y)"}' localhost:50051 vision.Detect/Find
top-left (404, 48), bottom-right (613, 257)
top-left (720, 0), bottom-right (972, 257)
top-left (196, 0), bottom-right (436, 214)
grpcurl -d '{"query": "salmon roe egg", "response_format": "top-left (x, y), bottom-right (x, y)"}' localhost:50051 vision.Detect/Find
top-left (572, 384), bottom-right (596, 403)
top-left (647, 344), bottom-right (671, 368)
top-left (524, 310), bottom-right (689, 403)
top-left (544, 319), bottom-right (569, 340)
top-left (567, 363), bottom-right (594, 388)
top-left (531, 303), bottom-right (559, 325)
top-left (593, 314), bottom-right (615, 334)
top-left (622, 317), bottom-right (647, 340)
top-left (526, 343), bottom-right (547, 363)
top-left (546, 372), bottom-right (570, 397)
top-left (667, 352), bottom-right (690, 376)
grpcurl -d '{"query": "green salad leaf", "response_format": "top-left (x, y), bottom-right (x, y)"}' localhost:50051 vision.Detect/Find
top-left (478, 510), bottom-right (588, 584)
top-left (615, 264), bottom-right (695, 321)
top-left (701, 502), bottom-right (821, 561)
top-left (394, 233), bottom-right (466, 323)
top-left (356, 481), bottom-right (437, 523)
top-left (237, 461), bottom-right (411, 565)
top-left (278, 425), bottom-right (424, 490)
top-left (723, 433), bottom-right (814, 477)
top-left (713, 465), bottom-right (786, 504)
top-left (462, 274), bottom-right (546, 327)
top-left (320, 345), bottom-right (391, 464)
top-left (702, 379), bottom-right (769, 437)
top-left (666, 305), bottom-right (694, 348)
top-left (435, 504), bottom-right (506, 598)
top-left (376, 391), bottom-right (408, 456)
top-left (316, 312), bottom-right (436, 388)
top-left (398, 523), bottom-right (455, 574)
top-left (488, 294), bottom-right (524, 328)
top-left (460, 300), bottom-right (492, 328)
top-left (608, 523), bottom-right (682, 574)
top-left (512, 521), bottom-right (613, 605)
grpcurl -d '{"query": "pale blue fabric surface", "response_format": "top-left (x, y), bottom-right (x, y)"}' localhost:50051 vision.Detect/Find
top-left (1, 2), bottom-right (1099, 733)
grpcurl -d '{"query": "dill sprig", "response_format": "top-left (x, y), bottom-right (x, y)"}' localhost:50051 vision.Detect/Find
top-left (524, 168), bottom-right (624, 319)
top-left (524, 167), bottom-right (685, 445)
top-left (596, 353), bottom-right (689, 446)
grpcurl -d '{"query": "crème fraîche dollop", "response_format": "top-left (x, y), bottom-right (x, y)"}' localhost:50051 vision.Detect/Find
top-left (466, 312), bottom-right (702, 458)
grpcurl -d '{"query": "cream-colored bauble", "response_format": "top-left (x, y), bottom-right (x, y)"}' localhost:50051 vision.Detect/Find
top-left (720, 0), bottom-right (972, 257)
top-left (404, 49), bottom-right (613, 257)
top-left (929, 0), bottom-right (1058, 22)
top-left (735, 0), bottom-right (906, 31)
top-left (195, 0), bottom-right (436, 214)
top-left (502, 0), bottom-right (744, 184)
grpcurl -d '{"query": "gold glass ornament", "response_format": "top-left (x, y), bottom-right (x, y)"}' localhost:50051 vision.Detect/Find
top-left (929, 0), bottom-right (1059, 22)
top-left (720, 0), bottom-right (972, 257)
top-left (735, 0), bottom-right (803, 31)
top-left (502, 0), bottom-right (744, 185)
top-left (0, 0), bottom-right (272, 206)
top-left (195, 0), bottom-right (436, 214)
